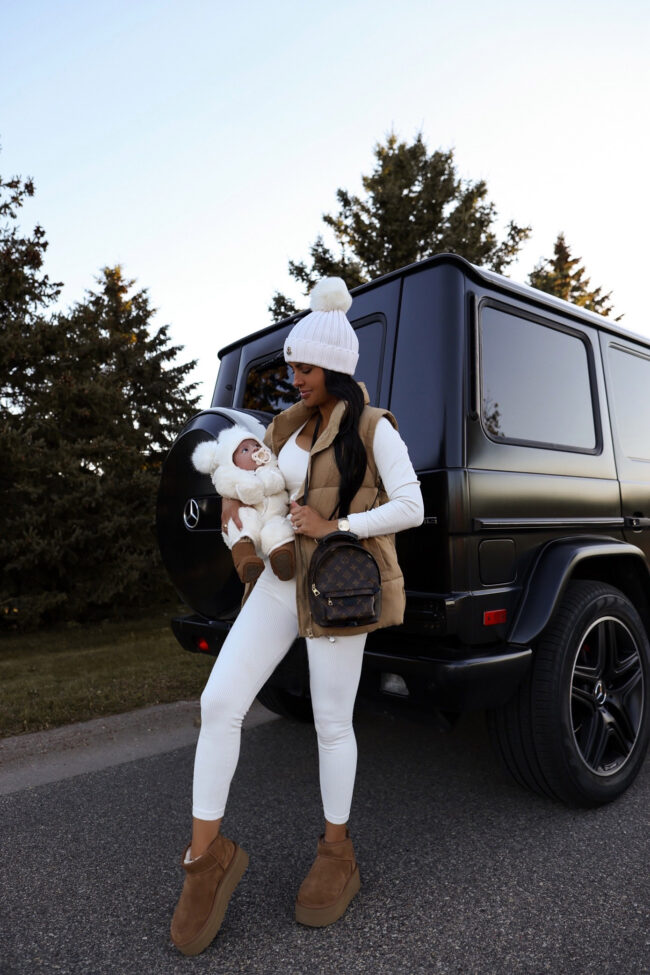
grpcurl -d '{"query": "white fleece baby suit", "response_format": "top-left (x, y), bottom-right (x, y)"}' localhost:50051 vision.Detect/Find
top-left (192, 420), bottom-right (294, 557)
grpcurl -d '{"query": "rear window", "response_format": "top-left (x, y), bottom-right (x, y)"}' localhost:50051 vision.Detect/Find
top-left (480, 305), bottom-right (597, 451)
top-left (608, 345), bottom-right (650, 461)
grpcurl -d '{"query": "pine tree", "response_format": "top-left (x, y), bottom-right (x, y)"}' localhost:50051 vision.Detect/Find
top-left (270, 132), bottom-right (531, 319)
top-left (528, 233), bottom-right (618, 317)
top-left (0, 171), bottom-right (62, 410)
top-left (1, 262), bottom-right (200, 629)
top-left (0, 169), bottom-right (64, 626)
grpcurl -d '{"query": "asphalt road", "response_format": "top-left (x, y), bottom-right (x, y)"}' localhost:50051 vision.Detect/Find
top-left (1, 703), bottom-right (649, 975)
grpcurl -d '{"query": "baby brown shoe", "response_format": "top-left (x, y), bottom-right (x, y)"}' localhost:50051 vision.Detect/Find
top-left (231, 538), bottom-right (265, 583)
top-left (269, 540), bottom-right (296, 580)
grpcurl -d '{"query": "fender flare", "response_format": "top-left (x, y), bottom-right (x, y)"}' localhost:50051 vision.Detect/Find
top-left (507, 535), bottom-right (650, 647)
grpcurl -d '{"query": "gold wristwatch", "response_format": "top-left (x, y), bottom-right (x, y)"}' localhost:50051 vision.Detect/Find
top-left (338, 517), bottom-right (351, 532)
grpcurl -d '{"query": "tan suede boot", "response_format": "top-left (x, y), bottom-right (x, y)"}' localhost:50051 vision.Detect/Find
top-left (170, 833), bottom-right (248, 956)
top-left (295, 831), bottom-right (360, 927)
top-left (231, 539), bottom-right (264, 584)
top-left (269, 540), bottom-right (296, 580)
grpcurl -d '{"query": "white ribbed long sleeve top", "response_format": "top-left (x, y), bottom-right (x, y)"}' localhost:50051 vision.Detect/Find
top-left (278, 417), bottom-right (424, 538)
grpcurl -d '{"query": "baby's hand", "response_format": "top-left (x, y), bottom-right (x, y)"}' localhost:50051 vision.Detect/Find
top-left (236, 478), bottom-right (265, 505)
top-left (256, 465), bottom-right (286, 495)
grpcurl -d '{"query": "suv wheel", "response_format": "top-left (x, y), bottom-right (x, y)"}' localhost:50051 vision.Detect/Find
top-left (489, 581), bottom-right (650, 806)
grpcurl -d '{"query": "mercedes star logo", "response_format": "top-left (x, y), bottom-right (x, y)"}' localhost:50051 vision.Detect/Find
top-left (593, 680), bottom-right (607, 706)
top-left (183, 498), bottom-right (200, 530)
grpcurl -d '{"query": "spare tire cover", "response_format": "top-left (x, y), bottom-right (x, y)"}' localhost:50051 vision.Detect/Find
top-left (156, 408), bottom-right (272, 619)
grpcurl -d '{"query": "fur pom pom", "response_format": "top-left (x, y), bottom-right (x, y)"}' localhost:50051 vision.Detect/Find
top-left (309, 277), bottom-right (352, 314)
top-left (192, 439), bottom-right (220, 475)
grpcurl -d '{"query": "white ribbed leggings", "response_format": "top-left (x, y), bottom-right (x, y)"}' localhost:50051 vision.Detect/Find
top-left (192, 566), bottom-right (367, 824)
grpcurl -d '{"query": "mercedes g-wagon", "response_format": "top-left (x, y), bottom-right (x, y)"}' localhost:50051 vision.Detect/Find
top-left (157, 253), bottom-right (650, 808)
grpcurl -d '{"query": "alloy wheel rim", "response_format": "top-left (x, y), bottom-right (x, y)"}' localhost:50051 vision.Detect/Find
top-left (570, 615), bottom-right (645, 776)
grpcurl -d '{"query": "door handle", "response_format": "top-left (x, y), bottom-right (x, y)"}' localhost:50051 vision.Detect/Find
top-left (624, 515), bottom-right (650, 529)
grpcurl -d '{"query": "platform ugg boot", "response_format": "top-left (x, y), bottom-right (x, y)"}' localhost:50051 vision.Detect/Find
top-left (170, 833), bottom-right (248, 956)
top-left (269, 540), bottom-right (296, 580)
top-left (294, 830), bottom-right (360, 927)
top-left (231, 538), bottom-right (264, 583)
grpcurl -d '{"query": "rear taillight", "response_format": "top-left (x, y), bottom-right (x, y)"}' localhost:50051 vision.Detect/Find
top-left (484, 609), bottom-right (507, 626)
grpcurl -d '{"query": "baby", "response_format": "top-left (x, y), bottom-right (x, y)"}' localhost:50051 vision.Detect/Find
top-left (192, 422), bottom-right (295, 583)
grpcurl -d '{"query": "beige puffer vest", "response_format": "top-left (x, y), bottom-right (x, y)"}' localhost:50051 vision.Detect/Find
top-left (263, 383), bottom-right (406, 638)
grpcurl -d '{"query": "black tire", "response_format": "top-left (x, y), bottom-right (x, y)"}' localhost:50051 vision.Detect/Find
top-left (486, 671), bottom-right (555, 800)
top-left (489, 580), bottom-right (650, 806)
top-left (256, 685), bottom-right (314, 723)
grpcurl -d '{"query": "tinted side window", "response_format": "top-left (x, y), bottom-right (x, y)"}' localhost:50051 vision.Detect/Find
top-left (480, 305), bottom-right (596, 451)
top-left (608, 345), bottom-right (650, 461)
top-left (241, 319), bottom-right (385, 414)
top-left (351, 318), bottom-right (385, 405)
top-left (242, 355), bottom-right (296, 415)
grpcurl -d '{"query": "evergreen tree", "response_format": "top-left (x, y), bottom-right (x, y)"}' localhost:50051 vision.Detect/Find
top-left (1, 262), bottom-right (200, 629)
top-left (528, 233), bottom-right (618, 317)
top-left (270, 132), bottom-right (531, 319)
top-left (1, 168), bottom-right (63, 627)
top-left (0, 171), bottom-right (62, 411)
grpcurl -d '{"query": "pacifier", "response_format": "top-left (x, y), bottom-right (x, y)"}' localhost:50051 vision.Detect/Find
top-left (251, 444), bottom-right (272, 466)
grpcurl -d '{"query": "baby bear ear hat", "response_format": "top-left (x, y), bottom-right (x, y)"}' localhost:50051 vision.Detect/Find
top-left (192, 419), bottom-right (268, 476)
top-left (283, 277), bottom-right (358, 376)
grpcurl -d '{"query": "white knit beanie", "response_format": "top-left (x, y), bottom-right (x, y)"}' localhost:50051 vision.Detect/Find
top-left (283, 277), bottom-right (358, 376)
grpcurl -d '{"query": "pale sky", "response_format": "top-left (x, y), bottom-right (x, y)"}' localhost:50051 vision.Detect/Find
top-left (3, 0), bottom-right (649, 405)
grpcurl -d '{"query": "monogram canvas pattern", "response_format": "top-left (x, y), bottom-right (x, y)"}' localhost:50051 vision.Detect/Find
top-left (308, 533), bottom-right (382, 628)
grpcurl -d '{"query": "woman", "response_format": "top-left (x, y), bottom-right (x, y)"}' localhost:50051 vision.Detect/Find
top-left (170, 277), bottom-right (424, 955)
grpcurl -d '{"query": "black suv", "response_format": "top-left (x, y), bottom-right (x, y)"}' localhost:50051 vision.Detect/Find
top-left (157, 253), bottom-right (650, 808)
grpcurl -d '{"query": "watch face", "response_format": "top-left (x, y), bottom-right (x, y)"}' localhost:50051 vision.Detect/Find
top-left (339, 518), bottom-right (350, 531)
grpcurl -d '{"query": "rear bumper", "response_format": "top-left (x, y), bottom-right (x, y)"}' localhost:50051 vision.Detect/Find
top-left (171, 614), bottom-right (232, 655)
top-left (170, 614), bottom-right (531, 711)
top-left (361, 646), bottom-right (532, 710)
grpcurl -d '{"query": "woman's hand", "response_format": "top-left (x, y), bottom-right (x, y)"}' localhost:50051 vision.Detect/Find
top-left (221, 497), bottom-right (243, 533)
top-left (290, 501), bottom-right (336, 539)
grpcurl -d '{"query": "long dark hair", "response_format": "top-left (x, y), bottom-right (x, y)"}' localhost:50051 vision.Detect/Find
top-left (323, 369), bottom-right (367, 517)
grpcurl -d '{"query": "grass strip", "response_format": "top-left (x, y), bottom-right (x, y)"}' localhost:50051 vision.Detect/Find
top-left (0, 608), bottom-right (214, 738)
